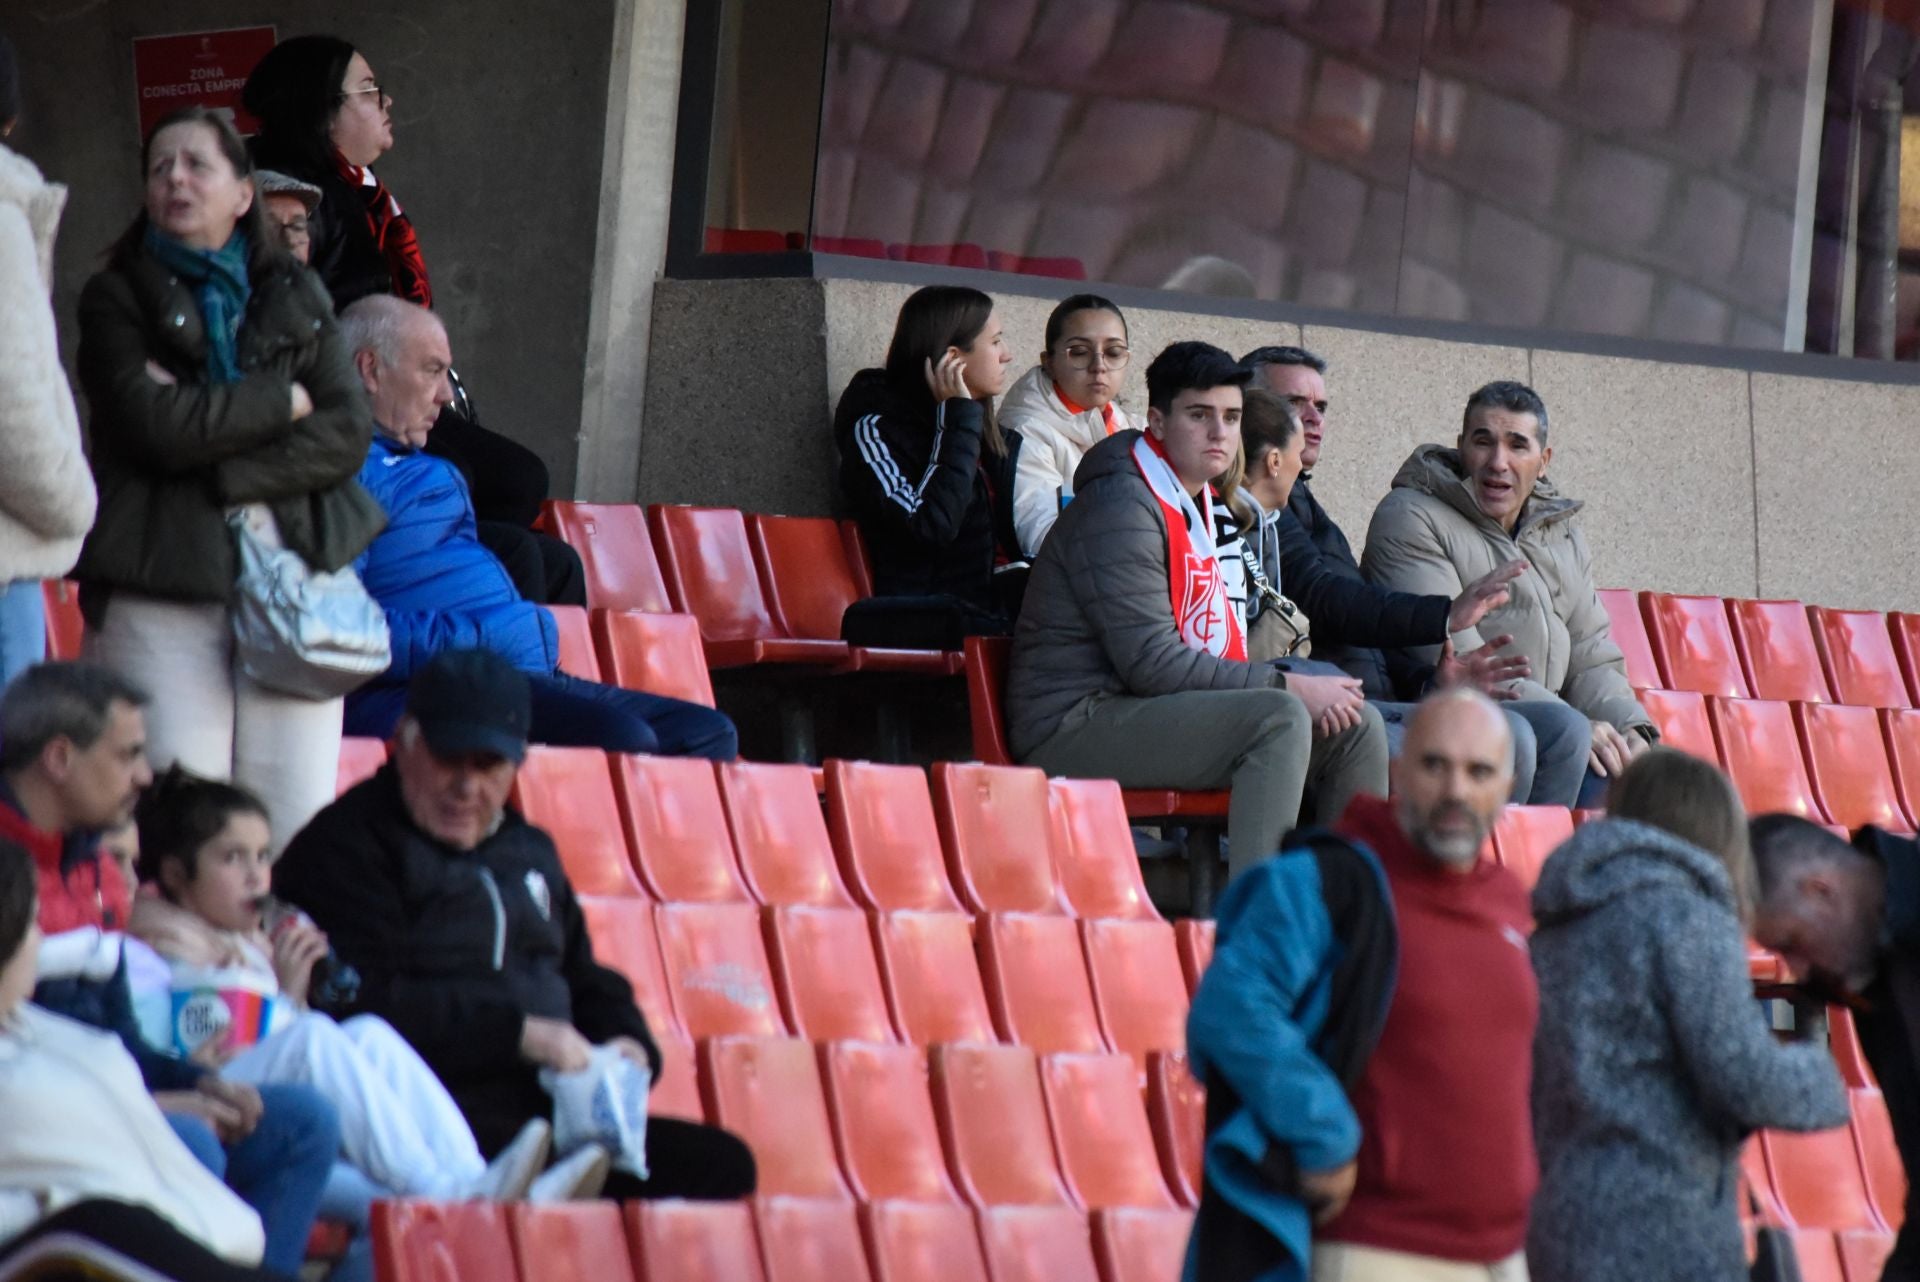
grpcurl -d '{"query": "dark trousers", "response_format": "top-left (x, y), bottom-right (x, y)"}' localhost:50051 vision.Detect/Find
top-left (0, 1201), bottom-right (295, 1281)
top-left (604, 1117), bottom-right (758, 1201)
top-left (478, 521), bottom-right (588, 606)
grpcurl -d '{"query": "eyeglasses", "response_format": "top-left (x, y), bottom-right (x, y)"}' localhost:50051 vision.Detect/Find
top-left (273, 217), bottom-right (311, 242)
top-left (338, 84), bottom-right (389, 107)
top-left (1285, 393), bottom-right (1330, 416)
top-left (1054, 343), bottom-right (1131, 370)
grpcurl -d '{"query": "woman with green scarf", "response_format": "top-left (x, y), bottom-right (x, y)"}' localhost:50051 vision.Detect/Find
top-left (72, 105), bottom-right (384, 853)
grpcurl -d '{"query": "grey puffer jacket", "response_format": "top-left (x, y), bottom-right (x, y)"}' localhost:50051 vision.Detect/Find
top-left (1527, 819), bottom-right (1848, 1282)
top-left (1005, 429), bottom-right (1283, 757)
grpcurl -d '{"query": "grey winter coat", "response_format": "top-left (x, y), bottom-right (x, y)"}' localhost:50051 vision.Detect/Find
top-left (1005, 429), bottom-right (1283, 758)
top-left (1527, 819), bottom-right (1848, 1282)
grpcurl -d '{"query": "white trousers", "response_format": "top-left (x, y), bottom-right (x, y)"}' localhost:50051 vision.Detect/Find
top-left (1312, 1244), bottom-right (1530, 1282)
top-left (223, 1011), bottom-right (485, 1197)
top-left (85, 592), bottom-right (341, 851)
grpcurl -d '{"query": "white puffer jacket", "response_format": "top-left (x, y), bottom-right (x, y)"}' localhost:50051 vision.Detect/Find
top-left (0, 143), bottom-right (94, 583)
top-left (996, 365), bottom-right (1135, 558)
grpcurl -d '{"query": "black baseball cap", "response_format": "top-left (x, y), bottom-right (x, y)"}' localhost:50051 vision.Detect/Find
top-left (405, 649), bottom-right (531, 764)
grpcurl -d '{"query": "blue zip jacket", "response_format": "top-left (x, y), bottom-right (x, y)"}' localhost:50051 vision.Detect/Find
top-left (352, 432), bottom-right (557, 683)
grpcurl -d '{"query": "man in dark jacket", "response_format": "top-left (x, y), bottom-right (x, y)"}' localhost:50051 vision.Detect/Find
top-left (1240, 345), bottom-right (1590, 806)
top-left (336, 296), bottom-right (736, 760)
top-left (1751, 815), bottom-right (1920, 1280)
top-left (274, 648), bottom-right (755, 1200)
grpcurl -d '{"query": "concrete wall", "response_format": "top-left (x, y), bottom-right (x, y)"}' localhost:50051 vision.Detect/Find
top-left (8, 0), bottom-right (616, 488)
top-left (644, 274), bottom-right (1920, 612)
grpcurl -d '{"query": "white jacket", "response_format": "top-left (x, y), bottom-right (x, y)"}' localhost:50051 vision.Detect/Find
top-left (0, 143), bottom-right (95, 583)
top-left (997, 365), bottom-right (1135, 558)
top-left (0, 1004), bottom-right (265, 1264)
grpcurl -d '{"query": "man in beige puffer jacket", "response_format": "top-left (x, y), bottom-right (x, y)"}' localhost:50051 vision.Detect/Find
top-left (1362, 381), bottom-right (1654, 803)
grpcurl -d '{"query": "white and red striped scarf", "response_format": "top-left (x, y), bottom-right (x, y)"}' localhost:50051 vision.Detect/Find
top-left (1131, 433), bottom-right (1246, 661)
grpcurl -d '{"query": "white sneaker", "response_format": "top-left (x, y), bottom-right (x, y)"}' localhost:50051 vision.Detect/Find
top-left (528, 1143), bottom-right (612, 1203)
top-left (466, 1119), bottom-right (552, 1201)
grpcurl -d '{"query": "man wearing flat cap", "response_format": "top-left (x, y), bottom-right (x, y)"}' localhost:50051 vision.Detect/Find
top-left (255, 168), bottom-right (321, 265)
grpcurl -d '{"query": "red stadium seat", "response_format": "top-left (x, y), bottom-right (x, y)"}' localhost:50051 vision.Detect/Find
top-left (1831, 1007), bottom-right (1880, 1090)
top-left (1811, 607), bottom-right (1912, 709)
top-left (748, 513), bottom-right (957, 675)
top-left (1796, 704), bottom-right (1914, 832)
top-left (1048, 778), bottom-right (1162, 922)
top-left (872, 910), bottom-right (1000, 1046)
top-left (821, 1039), bottom-right (961, 1203)
top-left (1882, 710), bottom-right (1920, 833)
top-left (979, 912), bottom-right (1109, 1055)
top-left (1889, 611), bottom-right (1920, 706)
top-left (336, 737), bottom-right (386, 796)
top-left (506, 1204), bottom-right (635, 1282)
top-left (933, 762), bottom-right (1065, 915)
top-left (1081, 919), bottom-right (1190, 1066)
top-left (975, 1205), bottom-right (1102, 1282)
top-left (859, 1200), bottom-right (991, 1282)
top-left (40, 580), bottom-right (84, 661)
top-left (578, 895), bottom-right (682, 1038)
top-left (1490, 805), bottom-right (1575, 894)
top-left (894, 242), bottom-right (990, 269)
top-left (1147, 1051), bottom-right (1205, 1208)
top-left (702, 1035), bottom-right (851, 1200)
top-left (1040, 1052), bottom-right (1179, 1209)
top-left (626, 1200), bottom-right (764, 1282)
top-left (655, 902), bottom-right (786, 1038)
top-left (1710, 698), bottom-right (1826, 821)
top-left (1838, 1228), bottom-right (1897, 1282)
top-left (511, 747), bottom-right (645, 897)
top-left (810, 235), bottom-right (889, 259)
top-left (987, 251), bottom-right (1089, 279)
top-left (752, 1197), bottom-right (875, 1282)
top-left (720, 761), bottom-right (854, 907)
top-left (766, 905), bottom-right (899, 1043)
top-left (648, 505), bottom-right (850, 669)
top-left (547, 604), bottom-right (603, 682)
top-left (1728, 599), bottom-right (1832, 703)
top-left (1596, 588), bottom-right (1662, 691)
top-left (650, 1030), bottom-right (704, 1120)
top-left (1761, 1125), bottom-right (1880, 1230)
top-left (1091, 1208), bottom-right (1197, 1282)
top-left (703, 226), bottom-right (799, 254)
top-left (1175, 919), bottom-right (1215, 997)
top-left (1637, 688), bottom-right (1721, 763)
top-left (1643, 592), bottom-right (1750, 697)
top-left (1745, 1136), bottom-right (1790, 1227)
top-left (841, 521), bottom-right (876, 596)
top-left (613, 755), bottom-right (749, 901)
top-left (1789, 1229), bottom-right (1848, 1282)
top-left (1851, 1090), bottom-right (1907, 1231)
top-left (539, 501), bottom-right (673, 613)
top-left (372, 1200), bottom-right (519, 1282)
top-left (825, 760), bottom-right (964, 912)
top-left (930, 1042), bottom-right (1072, 1206)
top-left (590, 609), bottom-right (717, 707)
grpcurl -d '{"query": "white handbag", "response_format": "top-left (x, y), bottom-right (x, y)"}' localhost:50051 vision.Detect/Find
top-left (228, 506), bottom-right (391, 700)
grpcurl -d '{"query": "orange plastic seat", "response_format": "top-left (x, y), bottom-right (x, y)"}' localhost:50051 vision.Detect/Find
top-left (40, 580), bottom-right (84, 661)
top-left (1745, 1135), bottom-right (1790, 1227)
top-left (1175, 919), bottom-right (1215, 997)
top-left (821, 1039), bottom-right (960, 1203)
top-left (1643, 592), bottom-right (1751, 697)
top-left (1812, 607), bottom-right (1912, 709)
top-left (752, 1196), bottom-right (874, 1282)
top-left (748, 513), bottom-right (957, 675)
top-left (1838, 1228), bottom-right (1897, 1282)
top-left (933, 762), bottom-right (1064, 915)
top-left (1883, 709), bottom-right (1920, 831)
top-left (859, 1200), bottom-right (991, 1282)
top-left (872, 910), bottom-right (1000, 1046)
top-left (505, 1204), bottom-right (635, 1282)
top-left (1788, 1229), bottom-right (1848, 1282)
top-left (1147, 1051), bottom-right (1206, 1208)
top-left (1796, 704), bottom-right (1914, 832)
top-left (626, 1201), bottom-right (763, 1282)
top-left (372, 1200), bottom-right (519, 1282)
top-left (539, 501), bottom-right (673, 613)
top-left (511, 746), bottom-right (645, 897)
top-left (613, 754), bottom-right (750, 902)
top-left (825, 760), bottom-right (963, 912)
top-left (930, 1042), bottom-right (1072, 1207)
top-left (1048, 778), bottom-right (1161, 922)
top-left (979, 912), bottom-right (1109, 1055)
top-left (1596, 588), bottom-right (1662, 691)
top-left (1761, 1125), bottom-right (1880, 1230)
top-left (720, 761), bottom-right (854, 907)
top-left (975, 1205), bottom-right (1102, 1282)
top-left (1041, 1052), bottom-right (1179, 1210)
top-left (650, 1029), bottom-right (704, 1120)
top-left (655, 902), bottom-right (786, 1038)
top-left (1889, 611), bottom-right (1920, 706)
top-left (591, 609), bottom-right (718, 707)
top-left (1082, 918), bottom-right (1190, 1065)
top-left (648, 504), bottom-right (850, 669)
top-left (1490, 805), bottom-right (1575, 894)
top-left (1831, 1006), bottom-right (1880, 1090)
top-left (578, 895), bottom-right (682, 1038)
top-left (1851, 1090), bottom-right (1907, 1231)
top-left (766, 905), bottom-right (898, 1043)
top-left (1729, 599), bottom-right (1832, 703)
top-left (1710, 698), bottom-right (1827, 821)
top-left (1637, 688), bottom-right (1721, 763)
top-left (701, 1035), bottom-right (851, 1200)
top-left (547, 604), bottom-right (603, 682)
top-left (1091, 1208), bottom-right (1197, 1282)
top-left (336, 736), bottom-right (387, 796)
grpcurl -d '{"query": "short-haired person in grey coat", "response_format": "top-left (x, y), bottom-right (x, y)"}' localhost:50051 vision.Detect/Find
top-left (1528, 749), bottom-right (1847, 1282)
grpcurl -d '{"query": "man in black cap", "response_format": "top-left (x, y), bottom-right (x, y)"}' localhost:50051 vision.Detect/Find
top-left (271, 648), bottom-right (756, 1200)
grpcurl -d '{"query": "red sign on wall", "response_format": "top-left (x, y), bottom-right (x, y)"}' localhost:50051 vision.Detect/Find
top-left (132, 27), bottom-right (278, 139)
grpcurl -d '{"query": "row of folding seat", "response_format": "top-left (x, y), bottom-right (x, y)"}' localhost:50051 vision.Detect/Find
top-left (1747, 1089), bottom-right (1907, 1236)
top-left (376, 1194), bottom-right (1189, 1282)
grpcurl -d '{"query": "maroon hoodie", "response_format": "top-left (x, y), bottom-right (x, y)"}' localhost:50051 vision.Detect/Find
top-left (1318, 794), bottom-right (1539, 1263)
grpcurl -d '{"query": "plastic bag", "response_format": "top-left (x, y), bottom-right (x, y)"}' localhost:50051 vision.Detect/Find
top-left (541, 1045), bottom-right (652, 1178)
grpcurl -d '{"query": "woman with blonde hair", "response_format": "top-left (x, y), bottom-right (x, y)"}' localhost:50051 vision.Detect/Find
top-left (1528, 748), bottom-right (1848, 1281)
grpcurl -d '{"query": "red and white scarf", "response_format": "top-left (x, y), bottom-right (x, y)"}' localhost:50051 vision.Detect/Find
top-left (1132, 433), bottom-right (1246, 661)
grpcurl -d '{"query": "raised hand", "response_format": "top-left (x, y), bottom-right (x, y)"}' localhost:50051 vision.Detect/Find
top-left (1448, 559), bottom-right (1528, 634)
top-left (923, 351), bottom-right (972, 403)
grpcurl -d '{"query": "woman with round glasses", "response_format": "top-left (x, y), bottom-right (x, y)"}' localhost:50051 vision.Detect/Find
top-left (997, 294), bottom-right (1137, 558)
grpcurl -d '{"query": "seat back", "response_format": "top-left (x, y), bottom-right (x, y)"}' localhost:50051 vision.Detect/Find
top-left (1885, 710), bottom-right (1920, 843)
top-left (962, 636), bottom-right (1016, 765)
top-left (821, 1039), bottom-right (960, 1203)
top-left (872, 910), bottom-right (1000, 1046)
top-left (1788, 1229), bottom-right (1848, 1282)
top-left (858, 1201), bottom-right (991, 1282)
top-left (930, 1042), bottom-right (1071, 1206)
top-left (1811, 607), bottom-right (1912, 709)
top-left (1636, 688), bottom-right (1721, 763)
top-left (649, 505), bottom-right (779, 642)
top-left (372, 1200), bottom-right (519, 1282)
top-left (1081, 919), bottom-right (1190, 1066)
top-left (1830, 1006), bottom-right (1880, 1090)
top-left (336, 737), bottom-right (387, 796)
top-left (1490, 805), bottom-right (1576, 894)
top-left (1040, 1052), bottom-right (1178, 1210)
top-left (1596, 588), bottom-right (1662, 691)
top-left (1174, 919), bottom-right (1215, 997)
top-left (41, 580), bottom-right (84, 661)
top-left (1091, 1208), bottom-right (1197, 1282)
top-left (975, 1205), bottom-right (1102, 1282)
top-left (1146, 1051), bottom-right (1205, 1208)
top-left (933, 762), bottom-right (1064, 915)
top-left (1643, 592), bottom-right (1750, 697)
top-left (979, 912), bottom-right (1109, 1055)
top-left (649, 1029), bottom-right (705, 1120)
top-left (613, 755), bottom-right (749, 902)
top-left (825, 760), bottom-right (963, 911)
top-left (506, 1204), bottom-right (636, 1282)
top-left (701, 1035), bottom-right (851, 1200)
top-left (539, 501), bottom-right (673, 612)
top-left (720, 761), bottom-right (853, 907)
top-left (591, 610), bottom-right (718, 707)
top-left (626, 1201), bottom-right (765, 1282)
top-left (752, 1197), bottom-right (874, 1282)
top-left (547, 604), bottom-right (603, 682)
top-left (1761, 1126), bottom-right (1880, 1230)
top-left (655, 902), bottom-right (787, 1038)
top-left (1838, 1230), bottom-right (1897, 1282)
top-left (1728, 598), bottom-right (1831, 703)
top-left (578, 895), bottom-right (682, 1038)
top-left (512, 747), bottom-right (645, 897)
top-left (1048, 778), bottom-right (1161, 922)
top-left (1851, 1089), bottom-right (1908, 1231)
top-left (1889, 611), bottom-right (1920, 707)
top-left (766, 906), bottom-right (899, 1043)
top-left (1796, 703), bottom-right (1913, 832)
top-left (1710, 698), bottom-right (1825, 820)
top-left (748, 514), bottom-right (863, 642)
